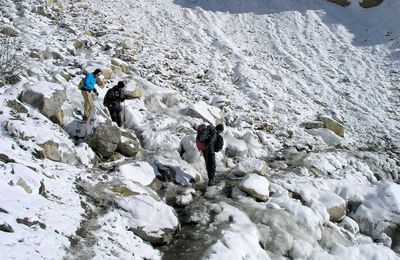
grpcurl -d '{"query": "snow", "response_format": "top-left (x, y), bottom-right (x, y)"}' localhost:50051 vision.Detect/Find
top-left (119, 161), bottom-right (157, 186)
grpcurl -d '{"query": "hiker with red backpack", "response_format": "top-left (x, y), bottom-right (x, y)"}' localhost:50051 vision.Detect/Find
top-left (196, 124), bottom-right (224, 186)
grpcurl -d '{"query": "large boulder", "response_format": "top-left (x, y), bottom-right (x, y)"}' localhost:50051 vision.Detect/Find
top-left (116, 195), bottom-right (179, 245)
top-left (185, 101), bottom-right (223, 125)
top-left (116, 130), bottom-right (141, 157)
top-left (20, 81), bottom-right (66, 125)
top-left (239, 174), bottom-right (270, 201)
top-left (155, 157), bottom-right (203, 185)
top-left (85, 123), bottom-right (121, 158)
top-left (359, 0), bottom-right (384, 8)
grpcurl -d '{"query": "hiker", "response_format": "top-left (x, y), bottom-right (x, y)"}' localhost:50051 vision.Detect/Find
top-left (80, 68), bottom-right (101, 121)
top-left (196, 124), bottom-right (224, 186)
top-left (103, 81), bottom-right (126, 127)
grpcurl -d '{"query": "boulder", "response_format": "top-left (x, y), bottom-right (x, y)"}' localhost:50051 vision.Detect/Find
top-left (101, 67), bottom-right (113, 79)
top-left (116, 195), bottom-right (179, 245)
top-left (43, 46), bottom-right (63, 60)
top-left (231, 158), bottom-right (268, 177)
top-left (1, 26), bottom-right (21, 37)
top-left (185, 101), bottom-right (223, 125)
top-left (326, 0), bottom-right (349, 6)
top-left (85, 123), bottom-right (121, 158)
top-left (239, 174), bottom-right (270, 201)
top-left (0, 223), bottom-right (14, 233)
top-left (304, 121), bottom-right (325, 129)
top-left (359, 0), bottom-right (384, 8)
top-left (39, 140), bottom-right (75, 163)
top-left (225, 140), bottom-right (248, 158)
top-left (319, 115), bottom-right (344, 137)
top-left (117, 131), bottom-right (141, 157)
top-left (111, 58), bottom-right (129, 73)
top-left (16, 178), bottom-right (32, 193)
top-left (155, 157), bottom-right (202, 185)
top-left (20, 81), bottom-right (66, 124)
top-left (123, 38), bottom-right (135, 49)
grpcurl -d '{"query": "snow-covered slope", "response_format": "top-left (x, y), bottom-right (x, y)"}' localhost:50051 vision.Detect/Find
top-left (0, 0), bottom-right (399, 259)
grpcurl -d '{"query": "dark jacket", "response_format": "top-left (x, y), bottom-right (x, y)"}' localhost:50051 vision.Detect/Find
top-left (105, 86), bottom-right (125, 111)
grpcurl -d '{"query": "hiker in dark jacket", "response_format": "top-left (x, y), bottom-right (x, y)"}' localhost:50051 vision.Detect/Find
top-left (198, 124), bottom-right (224, 186)
top-left (81, 68), bottom-right (101, 121)
top-left (104, 81), bottom-right (126, 127)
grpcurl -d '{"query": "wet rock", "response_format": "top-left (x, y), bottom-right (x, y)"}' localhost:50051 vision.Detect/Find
top-left (0, 223), bottom-right (14, 233)
top-left (20, 81), bottom-right (66, 124)
top-left (155, 157), bottom-right (202, 185)
top-left (117, 195), bottom-right (179, 245)
top-left (239, 174), bottom-right (270, 201)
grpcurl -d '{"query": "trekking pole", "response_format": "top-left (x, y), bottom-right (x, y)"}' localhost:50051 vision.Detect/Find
top-left (123, 99), bottom-right (126, 128)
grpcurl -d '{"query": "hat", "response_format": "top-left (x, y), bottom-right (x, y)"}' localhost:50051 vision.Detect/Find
top-left (93, 69), bottom-right (102, 76)
top-left (117, 81), bottom-right (125, 88)
top-left (216, 124), bottom-right (224, 133)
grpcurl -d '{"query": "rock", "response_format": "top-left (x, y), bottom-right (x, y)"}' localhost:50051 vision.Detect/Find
top-left (116, 131), bottom-right (141, 157)
top-left (16, 217), bottom-right (46, 229)
top-left (59, 71), bottom-right (72, 81)
top-left (101, 67), bottom-right (113, 79)
top-left (155, 157), bottom-right (202, 185)
top-left (111, 186), bottom-right (139, 197)
top-left (7, 100), bottom-right (28, 114)
top-left (124, 85), bottom-right (143, 99)
top-left (85, 123), bottom-right (121, 158)
top-left (73, 39), bottom-right (84, 49)
top-left (185, 101), bottom-right (223, 125)
top-left (338, 217), bottom-right (360, 235)
top-left (39, 140), bottom-right (75, 163)
top-left (326, 0), bottom-right (349, 7)
top-left (16, 178), bottom-right (32, 193)
top-left (0, 153), bottom-right (16, 163)
top-left (149, 178), bottom-right (163, 191)
top-left (117, 195), bottom-right (179, 245)
top-left (225, 140), bottom-right (248, 158)
top-left (43, 46), bottom-right (63, 60)
top-left (20, 81), bottom-right (66, 124)
top-left (307, 128), bottom-right (344, 147)
top-left (0, 223), bottom-right (14, 233)
top-left (111, 58), bottom-right (129, 73)
top-left (231, 158), bottom-right (268, 177)
top-left (304, 121), bottom-right (325, 129)
top-left (239, 174), bottom-right (270, 201)
top-left (161, 93), bottom-right (180, 107)
top-left (118, 161), bottom-right (157, 186)
top-left (1, 26), bottom-right (21, 37)
top-left (321, 193), bottom-right (346, 222)
top-left (319, 115), bottom-right (344, 137)
top-left (123, 38), bottom-right (135, 49)
top-left (359, 0), bottom-right (384, 8)
top-left (32, 6), bottom-right (47, 16)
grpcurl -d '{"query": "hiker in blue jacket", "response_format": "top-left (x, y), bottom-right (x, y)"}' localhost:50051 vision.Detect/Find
top-left (81, 68), bottom-right (102, 121)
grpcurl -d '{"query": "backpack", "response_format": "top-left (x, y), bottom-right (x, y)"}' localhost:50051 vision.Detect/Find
top-left (103, 88), bottom-right (114, 107)
top-left (214, 134), bottom-right (224, 152)
top-left (78, 78), bottom-right (85, 90)
top-left (195, 124), bottom-right (209, 152)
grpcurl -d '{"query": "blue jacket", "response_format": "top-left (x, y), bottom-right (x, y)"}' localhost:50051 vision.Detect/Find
top-left (83, 73), bottom-right (96, 91)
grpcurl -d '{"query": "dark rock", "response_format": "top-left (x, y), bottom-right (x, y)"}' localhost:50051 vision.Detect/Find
top-left (0, 223), bottom-right (14, 233)
top-left (7, 100), bottom-right (28, 113)
top-left (16, 217), bottom-right (46, 229)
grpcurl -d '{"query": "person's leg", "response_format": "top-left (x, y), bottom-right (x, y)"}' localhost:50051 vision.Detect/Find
top-left (108, 108), bottom-right (117, 123)
top-left (116, 110), bottom-right (123, 127)
top-left (87, 92), bottom-right (94, 116)
top-left (81, 90), bottom-right (90, 119)
top-left (205, 151), bottom-right (216, 185)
